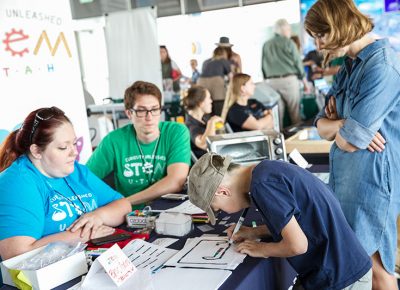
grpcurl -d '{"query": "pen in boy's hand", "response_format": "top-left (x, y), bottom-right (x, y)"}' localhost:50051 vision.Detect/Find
top-left (228, 207), bottom-right (249, 244)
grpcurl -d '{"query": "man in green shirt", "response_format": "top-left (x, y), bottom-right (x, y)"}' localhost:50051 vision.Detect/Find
top-left (262, 19), bottom-right (310, 127)
top-left (86, 81), bottom-right (191, 208)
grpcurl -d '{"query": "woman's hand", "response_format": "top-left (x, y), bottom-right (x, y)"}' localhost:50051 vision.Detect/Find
top-left (235, 240), bottom-right (268, 258)
top-left (367, 132), bottom-right (386, 153)
top-left (89, 225), bottom-right (115, 240)
top-left (325, 96), bottom-right (339, 120)
top-left (227, 225), bottom-right (260, 243)
top-left (209, 116), bottom-right (224, 126)
top-left (67, 212), bottom-right (104, 238)
top-left (207, 116), bottom-right (224, 134)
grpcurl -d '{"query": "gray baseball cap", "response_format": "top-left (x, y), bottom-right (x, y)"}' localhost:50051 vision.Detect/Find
top-left (187, 153), bottom-right (232, 225)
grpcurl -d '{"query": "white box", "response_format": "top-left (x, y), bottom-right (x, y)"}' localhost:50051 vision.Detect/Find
top-left (155, 212), bottom-right (192, 237)
top-left (1, 247), bottom-right (88, 290)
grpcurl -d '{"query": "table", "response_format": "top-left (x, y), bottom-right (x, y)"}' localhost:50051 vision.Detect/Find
top-left (147, 199), bottom-right (297, 290)
top-left (0, 199), bottom-right (297, 290)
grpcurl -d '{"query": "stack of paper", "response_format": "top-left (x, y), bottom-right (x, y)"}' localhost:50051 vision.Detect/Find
top-left (122, 239), bottom-right (178, 272)
top-left (153, 268), bottom-right (231, 290)
top-left (165, 200), bottom-right (205, 215)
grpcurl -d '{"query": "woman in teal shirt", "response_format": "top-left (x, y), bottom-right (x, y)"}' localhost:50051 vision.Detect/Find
top-left (305, 0), bottom-right (400, 289)
top-left (0, 107), bottom-right (131, 260)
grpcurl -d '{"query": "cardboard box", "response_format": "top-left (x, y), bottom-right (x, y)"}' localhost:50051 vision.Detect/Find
top-left (1, 247), bottom-right (88, 290)
top-left (285, 128), bottom-right (333, 154)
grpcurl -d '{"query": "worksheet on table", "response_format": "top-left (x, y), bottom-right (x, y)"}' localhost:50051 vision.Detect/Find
top-left (165, 236), bottom-right (246, 270)
top-left (122, 239), bottom-right (178, 272)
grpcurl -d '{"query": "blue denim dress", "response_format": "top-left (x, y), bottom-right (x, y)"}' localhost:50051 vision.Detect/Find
top-left (315, 39), bottom-right (400, 273)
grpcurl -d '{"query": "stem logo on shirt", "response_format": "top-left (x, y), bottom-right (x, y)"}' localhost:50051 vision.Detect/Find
top-left (123, 155), bottom-right (166, 180)
top-left (49, 193), bottom-right (98, 232)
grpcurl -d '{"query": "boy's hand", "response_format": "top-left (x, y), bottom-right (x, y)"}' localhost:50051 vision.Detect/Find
top-left (227, 225), bottom-right (260, 243)
top-left (235, 240), bottom-right (268, 258)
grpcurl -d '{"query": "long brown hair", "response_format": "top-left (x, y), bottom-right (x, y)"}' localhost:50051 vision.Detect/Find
top-left (304, 0), bottom-right (373, 51)
top-left (183, 85), bottom-right (208, 110)
top-left (0, 107), bottom-right (70, 172)
top-left (221, 73), bottom-right (251, 121)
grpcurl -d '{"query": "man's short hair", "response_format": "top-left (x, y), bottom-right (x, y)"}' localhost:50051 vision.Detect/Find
top-left (124, 81), bottom-right (162, 110)
top-left (274, 18), bottom-right (290, 35)
top-left (187, 153), bottom-right (232, 225)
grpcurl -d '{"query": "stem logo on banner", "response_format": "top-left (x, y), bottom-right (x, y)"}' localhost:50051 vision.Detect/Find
top-left (0, 0), bottom-right (91, 162)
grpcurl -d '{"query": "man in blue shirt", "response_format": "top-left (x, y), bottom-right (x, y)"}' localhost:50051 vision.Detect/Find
top-left (188, 153), bottom-right (372, 290)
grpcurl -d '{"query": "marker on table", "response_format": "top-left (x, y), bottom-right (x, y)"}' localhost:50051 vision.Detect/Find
top-left (228, 207), bottom-right (249, 244)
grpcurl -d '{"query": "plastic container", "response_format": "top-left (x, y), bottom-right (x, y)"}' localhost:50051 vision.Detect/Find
top-left (155, 212), bottom-right (192, 237)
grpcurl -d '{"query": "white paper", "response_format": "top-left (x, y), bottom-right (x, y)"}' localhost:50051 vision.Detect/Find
top-left (81, 245), bottom-right (138, 289)
top-left (165, 236), bottom-right (246, 270)
top-left (96, 244), bottom-right (136, 286)
top-left (165, 200), bottom-right (205, 214)
top-left (122, 239), bottom-right (178, 272)
top-left (151, 238), bottom-right (179, 248)
top-left (313, 172), bottom-right (330, 184)
top-left (81, 268), bottom-right (154, 290)
top-left (289, 148), bottom-right (310, 169)
top-left (197, 224), bottom-right (214, 232)
top-left (153, 267), bottom-right (232, 290)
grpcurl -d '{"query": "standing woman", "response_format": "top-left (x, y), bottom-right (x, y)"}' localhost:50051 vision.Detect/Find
top-left (222, 73), bottom-right (274, 132)
top-left (160, 45), bottom-right (182, 94)
top-left (305, 1), bottom-right (400, 289)
top-left (0, 107), bottom-right (131, 260)
top-left (183, 86), bottom-right (223, 158)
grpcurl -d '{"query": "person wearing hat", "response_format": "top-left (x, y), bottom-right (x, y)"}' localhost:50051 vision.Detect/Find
top-left (216, 36), bottom-right (242, 74)
top-left (188, 153), bottom-right (372, 290)
top-left (197, 47), bottom-right (232, 116)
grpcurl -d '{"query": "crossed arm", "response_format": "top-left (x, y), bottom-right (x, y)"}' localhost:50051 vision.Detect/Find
top-left (317, 96), bottom-right (385, 153)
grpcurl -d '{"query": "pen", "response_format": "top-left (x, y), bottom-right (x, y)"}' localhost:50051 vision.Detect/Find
top-left (228, 207), bottom-right (249, 244)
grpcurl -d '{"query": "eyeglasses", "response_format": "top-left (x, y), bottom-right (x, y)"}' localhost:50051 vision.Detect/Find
top-left (29, 107), bottom-right (64, 143)
top-left (130, 107), bottom-right (162, 118)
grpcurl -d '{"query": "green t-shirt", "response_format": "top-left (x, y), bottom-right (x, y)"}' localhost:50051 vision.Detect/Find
top-left (86, 122), bottom-right (191, 202)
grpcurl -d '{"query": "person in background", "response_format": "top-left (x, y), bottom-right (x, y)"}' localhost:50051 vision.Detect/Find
top-left (188, 153), bottom-right (372, 290)
top-left (303, 41), bottom-right (344, 83)
top-left (0, 107), bottom-right (131, 260)
top-left (189, 59), bottom-right (200, 85)
top-left (198, 46), bottom-right (232, 116)
top-left (303, 39), bottom-right (324, 83)
top-left (183, 86), bottom-right (224, 158)
top-left (222, 73), bottom-right (274, 132)
top-left (290, 35), bottom-right (302, 52)
top-left (262, 19), bottom-right (310, 127)
top-left (216, 36), bottom-right (242, 74)
top-left (305, 0), bottom-right (400, 289)
top-left (160, 45), bottom-right (182, 94)
top-left (86, 81), bottom-right (191, 209)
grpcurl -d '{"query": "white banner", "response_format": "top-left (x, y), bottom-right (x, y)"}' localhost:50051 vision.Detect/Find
top-left (0, 0), bottom-right (91, 162)
top-left (105, 7), bottom-right (162, 99)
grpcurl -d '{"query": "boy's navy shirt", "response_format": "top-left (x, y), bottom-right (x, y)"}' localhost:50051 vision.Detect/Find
top-left (250, 160), bottom-right (371, 290)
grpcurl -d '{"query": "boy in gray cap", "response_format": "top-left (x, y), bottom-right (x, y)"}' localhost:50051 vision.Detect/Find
top-left (188, 153), bottom-right (372, 290)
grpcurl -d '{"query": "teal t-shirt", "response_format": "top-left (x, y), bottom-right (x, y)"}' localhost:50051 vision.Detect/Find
top-left (0, 155), bottom-right (122, 241)
top-left (86, 122), bottom-right (191, 202)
